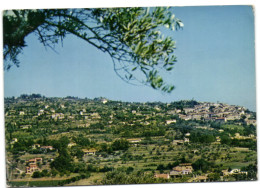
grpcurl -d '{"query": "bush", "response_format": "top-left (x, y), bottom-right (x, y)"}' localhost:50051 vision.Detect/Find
top-left (112, 139), bottom-right (130, 151)
top-left (32, 171), bottom-right (41, 178)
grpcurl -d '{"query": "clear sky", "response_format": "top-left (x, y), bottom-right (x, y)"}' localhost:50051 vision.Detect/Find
top-left (4, 5), bottom-right (256, 111)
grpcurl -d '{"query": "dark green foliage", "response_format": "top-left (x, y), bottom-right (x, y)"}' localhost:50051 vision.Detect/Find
top-left (32, 170), bottom-right (50, 178)
top-left (241, 163), bottom-right (257, 180)
top-left (50, 149), bottom-right (73, 173)
top-left (11, 138), bottom-right (34, 153)
top-left (208, 172), bottom-right (221, 181)
top-left (73, 136), bottom-right (91, 146)
top-left (50, 136), bottom-right (73, 173)
top-left (220, 134), bottom-right (232, 145)
top-left (192, 159), bottom-right (213, 173)
top-left (99, 165), bottom-right (114, 172)
top-left (112, 139), bottom-right (130, 151)
top-left (3, 8), bottom-right (183, 92)
top-left (32, 171), bottom-right (41, 178)
top-left (101, 169), bottom-right (170, 185)
top-left (190, 131), bottom-right (216, 143)
top-left (231, 139), bottom-right (257, 151)
top-left (171, 100), bottom-right (199, 108)
top-left (70, 147), bottom-right (84, 159)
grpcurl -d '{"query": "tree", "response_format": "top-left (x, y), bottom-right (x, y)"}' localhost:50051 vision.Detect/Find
top-left (220, 135), bottom-right (232, 145)
top-left (3, 8), bottom-right (183, 92)
top-left (6, 123), bottom-right (15, 140)
top-left (192, 159), bottom-right (212, 173)
top-left (111, 139), bottom-right (130, 151)
top-left (208, 172), bottom-right (220, 181)
top-left (32, 171), bottom-right (41, 178)
top-left (50, 136), bottom-right (73, 172)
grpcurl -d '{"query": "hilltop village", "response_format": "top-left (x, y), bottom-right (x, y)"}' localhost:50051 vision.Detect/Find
top-left (5, 94), bottom-right (257, 186)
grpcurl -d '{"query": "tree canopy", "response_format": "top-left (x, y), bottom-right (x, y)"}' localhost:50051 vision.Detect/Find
top-left (3, 7), bottom-right (183, 92)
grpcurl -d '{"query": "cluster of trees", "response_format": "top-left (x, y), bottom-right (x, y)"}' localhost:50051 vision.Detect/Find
top-left (168, 100), bottom-right (199, 110)
top-left (99, 139), bottom-right (130, 154)
top-left (11, 138), bottom-right (34, 154)
top-left (101, 168), bottom-right (170, 185)
top-left (111, 139), bottom-right (130, 151)
top-left (192, 158), bottom-right (215, 173)
top-left (50, 137), bottom-right (73, 173)
top-left (220, 135), bottom-right (257, 151)
top-left (19, 94), bottom-right (44, 100)
top-left (190, 131), bottom-right (216, 143)
top-left (32, 170), bottom-right (49, 178)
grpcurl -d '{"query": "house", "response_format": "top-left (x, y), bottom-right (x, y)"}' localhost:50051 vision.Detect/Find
top-left (170, 170), bottom-right (181, 177)
top-left (28, 158), bottom-right (42, 164)
top-left (19, 111), bottom-right (25, 115)
top-left (174, 163), bottom-right (193, 172)
top-left (82, 149), bottom-right (97, 155)
top-left (170, 163), bottom-right (193, 177)
top-left (184, 108), bottom-right (194, 113)
top-left (184, 138), bottom-right (190, 143)
top-left (101, 98), bottom-right (108, 104)
top-left (51, 113), bottom-right (64, 120)
top-left (166, 120), bottom-right (177, 124)
top-left (192, 114), bottom-right (202, 120)
top-left (40, 146), bottom-right (54, 152)
top-left (80, 111), bottom-right (84, 115)
top-left (245, 119), bottom-right (256, 126)
top-left (182, 170), bottom-right (192, 175)
top-left (185, 133), bottom-right (191, 137)
top-left (225, 115), bottom-right (240, 121)
top-left (154, 173), bottom-right (170, 179)
top-left (26, 164), bottom-right (40, 174)
top-left (38, 109), bottom-right (44, 116)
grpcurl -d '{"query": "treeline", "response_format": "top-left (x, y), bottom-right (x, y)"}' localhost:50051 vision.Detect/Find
top-left (220, 135), bottom-right (257, 151)
top-left (190, 131), bottom-right (216, 143)
top-left (100, 168), bottom-right (171, 185)
top-left (19, 94), bottom-right (44, 99)
top-left (169, 100), bottom-right (199, 109)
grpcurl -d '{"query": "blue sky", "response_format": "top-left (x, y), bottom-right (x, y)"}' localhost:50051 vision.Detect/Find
top-left (4, 5), bottom-right (256, 111)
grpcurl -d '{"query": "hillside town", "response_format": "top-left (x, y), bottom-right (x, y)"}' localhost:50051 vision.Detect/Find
top-left (5, 95), bottom-right (257, 186)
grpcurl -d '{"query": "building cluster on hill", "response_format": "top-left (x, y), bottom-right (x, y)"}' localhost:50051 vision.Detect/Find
top-left (168, 102), bottom-right (256, 126)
